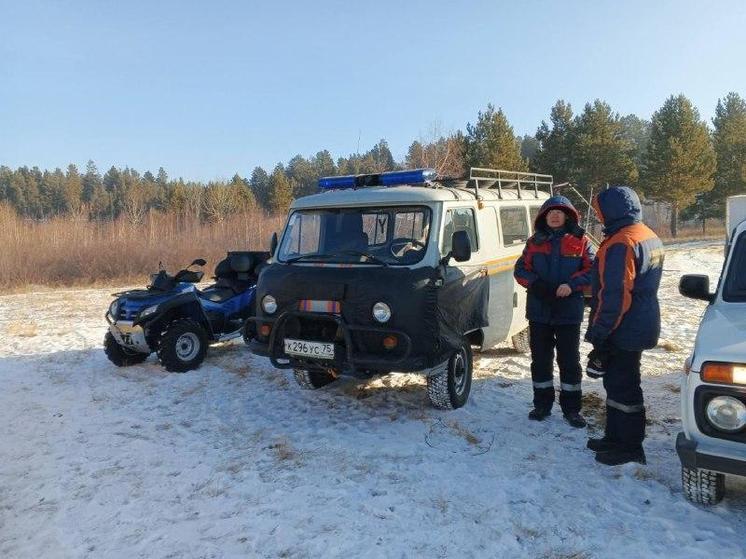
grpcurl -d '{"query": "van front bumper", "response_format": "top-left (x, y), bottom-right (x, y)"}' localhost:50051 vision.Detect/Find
top-left (676, 432), bottom-right (746, 477)
top-left (248, 311), bottom-right (422, 374)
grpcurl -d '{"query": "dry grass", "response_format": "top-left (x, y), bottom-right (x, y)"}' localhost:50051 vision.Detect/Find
top-left (5, 321), bottom-right (38, 337)
top-left (0, 205), bottom-right (284, 289)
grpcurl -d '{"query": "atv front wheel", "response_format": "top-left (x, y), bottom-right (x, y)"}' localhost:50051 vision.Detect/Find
top-left (293, 368), bottom-right (337, 389)
top-left (242, 321), bottom-right (256, 346)
top-left (157, 319), bottom-right (209, 372)
top-left (682, 466), bottom-right (725, 505)
top-left (104, 332), bottom-right (149, 367)
top-left (427, 340), bottom-right (473, 410)
top-left (512, 327), bottom-right (530, 353)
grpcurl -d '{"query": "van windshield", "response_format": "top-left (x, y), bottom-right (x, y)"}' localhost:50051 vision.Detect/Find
top-left (278, 206), bottom-right (431, 266)
top-left (724, 230), bottom-right (746, 302)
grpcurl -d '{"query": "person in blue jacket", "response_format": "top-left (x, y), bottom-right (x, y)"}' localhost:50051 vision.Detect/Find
top-left (585, 186), bottom-right (664, 466)
top-left (515, 196), bottom-right (595, 428)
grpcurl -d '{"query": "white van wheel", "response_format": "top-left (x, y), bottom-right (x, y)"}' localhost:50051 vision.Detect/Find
top-left (682, 466), bottom-right (725, 505)
top-left (426, 341), bottom-right (473, 410)
top-left (512, 328), bottom-right (530, 353)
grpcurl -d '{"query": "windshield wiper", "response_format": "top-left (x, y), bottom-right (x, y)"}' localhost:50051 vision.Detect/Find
top-left (285, 251), bottom-right (389, 267)
top-left (337, 250), bottom-right (390, 267)
top-left (285, 253), bottom-right (337, 264)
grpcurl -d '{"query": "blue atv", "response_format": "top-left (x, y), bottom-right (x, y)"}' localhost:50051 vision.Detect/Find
top-left (104, 251), bottom-right (269, 372)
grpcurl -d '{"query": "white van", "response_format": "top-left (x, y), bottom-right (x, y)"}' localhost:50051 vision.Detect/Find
top-left (250, 168), bottom-right (551, 409)
top-left (678, 202), bottom-right (746, 504)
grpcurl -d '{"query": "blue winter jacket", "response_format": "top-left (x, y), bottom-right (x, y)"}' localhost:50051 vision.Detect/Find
top-left (514, 196), bottom-right (595, 325)
top-left (585, 187), bottom-right (664, 351)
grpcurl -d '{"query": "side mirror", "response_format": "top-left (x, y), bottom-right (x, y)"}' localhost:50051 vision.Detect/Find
top-left (270, 232), bottom-right (279, 257)
top-left (191, 258), bottom-right (207, 267)
top-left (679, 274), bottom-right (713, 303)
top-left (451, 230), bottom-right (472, 263)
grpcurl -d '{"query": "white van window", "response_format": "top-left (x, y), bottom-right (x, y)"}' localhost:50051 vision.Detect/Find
top-left (442, 208), bottom-right (479, 254)
top-left (501, 207), bottom-right (529, 246)
top-left (724, 231), bottom-right (746, 302)
top-left (529, 206), bottom-right (541, 232)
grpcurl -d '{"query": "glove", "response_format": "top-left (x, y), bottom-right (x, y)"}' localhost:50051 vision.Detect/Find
top-left (529, 279), bottom-right (554, 299)
top-left (586, 346), bottom-right (610, 379)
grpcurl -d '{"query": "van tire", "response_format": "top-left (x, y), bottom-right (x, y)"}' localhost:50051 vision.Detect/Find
top-left (157, 319), bottom-right (209, 372)
top-left (293, 368), bottom-right (337, 389)
top-left (427, 341), bottom-right (473, 410)
top-left (512, 328), bottom-right (530, 353)
top-left (682, 466), bottom-right (725, 505)
top-left (104, 332), bottom-right (149, 367)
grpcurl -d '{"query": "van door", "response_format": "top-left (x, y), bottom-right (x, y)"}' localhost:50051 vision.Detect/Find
top-left (439, 206), bottom-right (489, 347)
top-left (480, 207), bottom-right (517, 348)
top-left (498, 205), bottom-right (532, 339)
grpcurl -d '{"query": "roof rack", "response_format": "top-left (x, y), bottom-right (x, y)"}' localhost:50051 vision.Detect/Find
top-left (468, 167), bottom-right (554, 200)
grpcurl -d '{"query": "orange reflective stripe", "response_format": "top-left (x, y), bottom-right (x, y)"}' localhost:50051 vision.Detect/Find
top-left (614, 245), bottom-right (636, 329)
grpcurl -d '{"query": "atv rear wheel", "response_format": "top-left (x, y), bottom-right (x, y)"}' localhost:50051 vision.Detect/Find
top-left (104, 332), bottom-right (149, 367)
top-left (682, 466), bottom-right (725, 505)
top-left (512, 327), bottom-right (530, 353)
top-left (427, 340), bottom-right (473, 410)
top-left (157, 319), bottom-right (209, 372)
top-left (293, 368), bottom-right (337, 389)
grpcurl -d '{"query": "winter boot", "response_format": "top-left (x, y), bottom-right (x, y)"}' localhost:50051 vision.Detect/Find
top-left (595, 446), bottom-right (646, 466)
top-left (563, 412), bottom-right (587, 428)
top-left (586, 436), bottom-right (619, 452)
top-left (528, 407), bottom-right (552, 421)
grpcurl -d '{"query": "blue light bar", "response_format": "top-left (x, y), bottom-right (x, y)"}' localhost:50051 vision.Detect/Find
top-left (318, 168), bottom-right (437, 190)
top-left (318, 175), bottom-right (357, 189)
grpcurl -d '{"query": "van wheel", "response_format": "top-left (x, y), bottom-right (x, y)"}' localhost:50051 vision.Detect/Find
top-left (104, 332), bottom-right (149, 366)
top-left (293, 368), bottom-right (337, 389)
top-left (682, 466), bottom-right (725, 505)
top-left (157, 319), bottom-right (209, 372)
top-left (512, 328), bottom-right (530, 353)
top-left (427, 341), bottom-right (473, 410)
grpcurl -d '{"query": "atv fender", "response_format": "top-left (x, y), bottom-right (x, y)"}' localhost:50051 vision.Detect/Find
top-left (134, 292), bottom-right (215, 339)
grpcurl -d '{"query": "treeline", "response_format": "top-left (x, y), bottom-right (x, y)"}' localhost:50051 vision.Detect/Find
top-left (1, 92), bottom-right (745, 236)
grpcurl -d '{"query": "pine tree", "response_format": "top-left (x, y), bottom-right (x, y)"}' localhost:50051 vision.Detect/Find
top-left (250, 166), bottom-right (271, 210)
top-left (82, 160), bottom-right (102, 204)
top-left (643, 94), bottom-right (716, 237)
top-left (573, 100), bottom-right (637, 189)
top-left (64, 164), bottom-right (83, 214)
top-left (534, 100), bottom-right (576, 181)
top-left (267, 164), bottom-right (294, 213)
top-left (712, 92), bottom-right (746, 203)
top-left (463, 104), bottom-right (527, 171)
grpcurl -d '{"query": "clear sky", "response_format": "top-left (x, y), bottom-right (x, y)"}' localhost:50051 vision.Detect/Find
top-left (2, 0), bottom-right (745, 181)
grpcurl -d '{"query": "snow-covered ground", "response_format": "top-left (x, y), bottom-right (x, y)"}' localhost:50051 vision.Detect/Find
top-left (1, 242), bottom-right (744, 558)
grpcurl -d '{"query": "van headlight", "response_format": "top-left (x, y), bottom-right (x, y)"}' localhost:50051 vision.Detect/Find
top-left (372, 302), bottom-right (391, 323)
top-left (262, 295), bottom-right (278, 314)
top-left (706, 396), bottom-right (746, 433)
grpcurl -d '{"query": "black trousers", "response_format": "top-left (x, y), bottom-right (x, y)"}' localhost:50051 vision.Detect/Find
top-left (529, 322), bottom-right (582, 414)
top-left (602, 347), bottom-right (645, 446)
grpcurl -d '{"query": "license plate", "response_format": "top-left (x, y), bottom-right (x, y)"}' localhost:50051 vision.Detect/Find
top-left (284, 339), bottom-right (335, 360)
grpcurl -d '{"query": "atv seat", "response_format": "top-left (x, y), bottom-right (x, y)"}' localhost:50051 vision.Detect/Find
top-left (199, 251), bottom-right (267, 302)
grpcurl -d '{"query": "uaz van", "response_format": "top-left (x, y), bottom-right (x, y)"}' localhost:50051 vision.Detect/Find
top-left (250, 168), bottom-right (553, 409)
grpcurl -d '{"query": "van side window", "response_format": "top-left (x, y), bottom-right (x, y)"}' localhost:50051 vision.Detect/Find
top-left (529, 206), bottom-right (541, 233)
top-left (362, 211), bottom-right (389, 246)
top-left (442, 208), bottom-right (479, 254)
top-left (501, 207), bottom-right (529, 246)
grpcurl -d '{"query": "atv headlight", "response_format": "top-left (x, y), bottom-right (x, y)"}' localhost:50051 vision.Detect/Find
top-left (706, 396), bottom-right (746, 433)
top-left (109, 300), bottom-right (120, 318)
top-left (262, 295), bottom-right (277, 314)
top-left (372, 302), bottom-right (391, 323)
top-left (138, 304), bottom-right (159, 319)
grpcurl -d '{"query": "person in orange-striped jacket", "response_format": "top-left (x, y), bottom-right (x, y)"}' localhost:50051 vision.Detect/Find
top-left (584, 186), bottom-right (664, 466)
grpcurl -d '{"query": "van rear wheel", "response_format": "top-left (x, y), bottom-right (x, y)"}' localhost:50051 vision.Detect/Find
top-left (293, 368), bottom-right (337, 389)
top-left (682, 466), bottom-right (725, 505)
top-left (427, 340), bottom-right (473, 410)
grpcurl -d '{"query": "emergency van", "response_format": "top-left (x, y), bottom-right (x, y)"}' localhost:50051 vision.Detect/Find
top-left (250, 168), bottom-right (552, 409)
